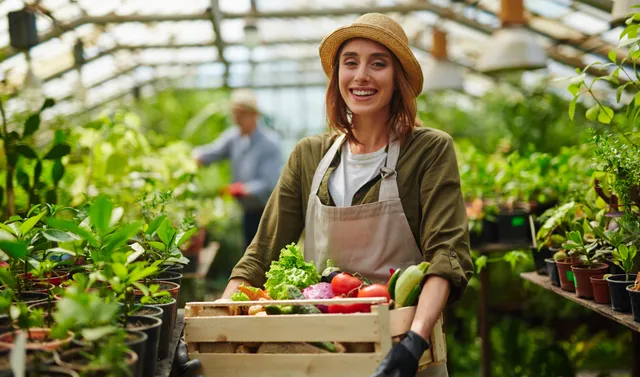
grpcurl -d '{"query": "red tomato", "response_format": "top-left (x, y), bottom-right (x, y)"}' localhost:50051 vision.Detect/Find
top-left (357, 284), bottom-right (391, 303)
top-left (331, 273), bottom-right (362, 297)
top-left (327, 298), bottom-right (371, 314)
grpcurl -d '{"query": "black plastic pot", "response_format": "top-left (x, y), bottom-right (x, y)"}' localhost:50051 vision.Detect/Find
top-left (166, 264), bottom-right (184, 274)
top-left (545, 258), bottom-right (560, 287)
top-left (126, 330), bottom-right (148, 377)
top-left (606, 274), bottom-right (634, 313)
top-left (135, 297), bottom-right (176, 360)
top-left (127, 304), bottom-right (163, 321)
top-left (531, 247), bottom-right (553, 275)
top-left (496, 210), bottom-right (531, 244)
top-left (626, 286), bottom-right (640, 323)
top-left (28, 300), bottom-right (57, 327)
top-left (18, 291), bottom-right (48, 305)
top-left (55, 347), bottom-right (137, 377)
top-left (151, 271), bottom-right (183, 287)
top-left (125, 315), bottom-right (162, 377)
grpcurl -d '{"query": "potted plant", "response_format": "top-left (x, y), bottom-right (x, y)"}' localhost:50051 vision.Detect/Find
top-left (0, 300), bottom-right (72, 351)
top-left (135, 294), bottom-right (176, 360)
top-left (606, 244), bottom-right (637, 313)
top-left (565, 230), bottom-right (609, 299)
top-left (545, 250), bottom-right (564, 287)
top-left (553, 248), bottom-right (579, 292)
top-left (590, 274), bottom-right (611, 305)
top-left (626, 273), bottom-right (640, 322)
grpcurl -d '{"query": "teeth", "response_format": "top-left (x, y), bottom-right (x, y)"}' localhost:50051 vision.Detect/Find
top-left (353, 90), bottom-right (376, 96)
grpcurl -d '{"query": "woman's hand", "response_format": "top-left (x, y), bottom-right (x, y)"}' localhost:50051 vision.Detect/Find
top-left (370, 331), bottom-right (430, 377)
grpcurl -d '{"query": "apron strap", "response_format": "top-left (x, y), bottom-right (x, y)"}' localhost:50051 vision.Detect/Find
top-left (310, 133), bottom-right (346, 196)
top-left (378, 138), bottom-right (401, 201)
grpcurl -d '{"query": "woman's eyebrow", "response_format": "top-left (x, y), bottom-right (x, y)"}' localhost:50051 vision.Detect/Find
top-left (341, 51), bottom-right (390, 58)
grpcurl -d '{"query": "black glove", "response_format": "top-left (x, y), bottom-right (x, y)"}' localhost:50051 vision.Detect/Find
top-left (172, 339), bottom-right (203, 377)
top-left (371, 330), bottom-right (431, 377)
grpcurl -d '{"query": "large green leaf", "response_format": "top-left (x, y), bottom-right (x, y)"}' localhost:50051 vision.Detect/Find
top-left (112, 263), bottom-right (128, 280)
top-left (42, 230), bottom-right (78, 243)
top-left (145, 215), bottom-right (166, 236)
top-left (16, 145), bottom-right (38, 159)
top-left (52, 160), bottom-right (64, 185)
top-left (19, 211), bottom-right (46, 236)
top-left (89, 195), bottom-right (113, 237)
top-left (0, 223), bottom-right (17, 238)
top-left (0, 240), bottom-right (27, 259)
top-left (129, 265), bottom-right (159, 283)
top-left (23, 114), bottom-right (40, 138)
top-left (81, 326), bottom-right (117, 342)
top-left (102, 222), bottom-right (142, 253)
top-left (43, 144), bottom-right (71, 160)
top-left (47, 218), bottom-right (99, 248)
top-left (33, 160), bottom-right (42, 186)
top-left (175, 228), bottom-right (197, 248)
top-left (16, 170), bottom-right (29, 191)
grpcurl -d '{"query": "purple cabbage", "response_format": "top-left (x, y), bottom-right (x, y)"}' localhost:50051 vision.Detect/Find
top-left (302, 282), bottom-right (335, 313)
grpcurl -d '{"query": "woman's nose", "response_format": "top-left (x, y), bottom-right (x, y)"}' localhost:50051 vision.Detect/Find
top-left (354, 65), bottom-right (370, 84)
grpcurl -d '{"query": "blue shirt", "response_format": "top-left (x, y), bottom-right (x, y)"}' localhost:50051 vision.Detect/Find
top-left (192, 125), bottom-right (283, 211)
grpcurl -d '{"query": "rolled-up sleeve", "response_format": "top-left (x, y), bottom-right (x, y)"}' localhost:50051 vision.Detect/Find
top-left (229, 141), bottom-right (304, 287)
top-left (419, 134), bottom-right (474, 305)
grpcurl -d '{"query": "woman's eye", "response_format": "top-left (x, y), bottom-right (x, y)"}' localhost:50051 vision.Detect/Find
top-left (372, 61), bottom-right (386, 68)
top-left (344, 61), bottom-right (357, 67)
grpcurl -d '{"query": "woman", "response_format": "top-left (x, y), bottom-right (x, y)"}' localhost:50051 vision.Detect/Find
top-left (221, 13), bottom-right (474, 377)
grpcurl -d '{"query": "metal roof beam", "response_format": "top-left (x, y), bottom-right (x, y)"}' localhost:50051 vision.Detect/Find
top-left (207, 0), bottom-right (229, 87)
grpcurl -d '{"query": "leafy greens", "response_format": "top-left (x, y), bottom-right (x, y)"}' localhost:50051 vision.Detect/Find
top-left (264, 243), bottom-right (320, 300)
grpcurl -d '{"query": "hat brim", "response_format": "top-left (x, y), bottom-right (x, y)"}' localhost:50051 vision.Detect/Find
top-left (319, 23), bottom-right (424, 96)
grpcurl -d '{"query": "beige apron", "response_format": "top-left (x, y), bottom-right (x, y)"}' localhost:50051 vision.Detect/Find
top-left (304, 134), bottom-right (448, 377)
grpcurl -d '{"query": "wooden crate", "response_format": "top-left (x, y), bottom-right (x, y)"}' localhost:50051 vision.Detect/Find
top-left (184, 298), bottom-right (447, 377)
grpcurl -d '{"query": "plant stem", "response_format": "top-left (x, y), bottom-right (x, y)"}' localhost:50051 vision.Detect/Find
top-left (588, 88), bottom-right (638, 148)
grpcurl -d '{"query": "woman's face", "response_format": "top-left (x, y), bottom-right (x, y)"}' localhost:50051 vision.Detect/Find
top-left (338, 38), bottom-right (395, 117)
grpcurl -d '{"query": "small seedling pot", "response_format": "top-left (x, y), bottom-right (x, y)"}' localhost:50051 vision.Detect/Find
top-left (544, 258), bottom-right (560, 287)
top-left (571, 263), bottom-right (609, 299)
top-left (0, 328), bottom-right (72, 352)
top-left (124, 315), bottom-right (162, 377)
top-left (531, 247), bottom-right (553, 276)
top-left (606, 274), bottom-right (635, 313)
top-left (135, 296), bottom-right (177, 360)
top-left (590, 275), bottom-right (611, 305)
top-left (55, 347), bottom-right (137, 377)
top-left (626, 285), bottom-right (640, 323)
top-left (555, 258), bottom-right (579, 292)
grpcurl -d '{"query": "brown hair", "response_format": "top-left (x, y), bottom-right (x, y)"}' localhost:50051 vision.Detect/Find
top-left (325, 40), bottom-right (417, 144)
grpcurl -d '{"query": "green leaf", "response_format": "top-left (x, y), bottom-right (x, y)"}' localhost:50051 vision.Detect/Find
top-left (43, 144), bottom-right (71, 160)
top-left (42, 229), bottom-right (78, 243)
top-left (51, 160), bottom-right (64, 185)
top-left (129, 265), bottom-right (159, 283)
top-left (46, 218), bottom-right (99, 248)
top-left (89, 195), bottom-right (112, 237)
top-left (146, 215), bottom-right (166, 236)
top-left (102, 222), bottom-right (142, 252)
top-left (33, 160), bottom-right (42, 186)
top-left (569, 97), bottom-right (577, 120)
top-left (597, 106), bottom-right (614, 124)
top-left (45, 247), bottom-right (75, 256)
top-left (149, 241), bottom-right (165, 251)
top-left (16, 170), bottom-right (29, 191)
top-left (112, 263), bottom-right (128, 280)
top-left (16, 145), bottom-right (37, 159)
top-left (0, 223), bottom-right (17, 237)
top-left (81, 326), bottom-right (116, 342)
top-left (0, 240), bottom-right (27, 259)
top-left (132, 281), bottom-right (149, 296)
top-left (19, 211), bottom-right (46, 236)
top-left (156, 219), bottom-right (172, 246)
top-left (608, 51), bottom-right (617, 63)
top-left (40, 98), bottom-right (55, 112)
top-left (23, 114), bottom-right (40, 138)
top-left (475, 255), bottom-right (487, 273)
top-left (586, 105), bottom-right (599, 121)
top-left (176, 228), bottom-right (197, 248)
top-left (568, 84), bottom-right (580, 96)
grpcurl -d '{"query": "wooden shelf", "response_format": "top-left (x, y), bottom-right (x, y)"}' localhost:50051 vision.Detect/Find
top-left (520, 272), bottom-right (640, 333)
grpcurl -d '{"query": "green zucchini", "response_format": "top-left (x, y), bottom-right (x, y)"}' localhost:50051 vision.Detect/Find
top-left (403, 284), bottom-right (422, 307)
top-left (311, 342), bottom-right (336, 353)
top-left (387, 268), bottom-right (402, 300)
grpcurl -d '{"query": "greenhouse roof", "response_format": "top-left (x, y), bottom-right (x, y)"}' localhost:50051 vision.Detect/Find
top-left (0, 0), bottom-right (630, 118)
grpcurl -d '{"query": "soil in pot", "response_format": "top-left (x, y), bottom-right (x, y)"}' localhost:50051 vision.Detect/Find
top-left (627, 286), bottom-right (640, 323)
top-left (134, 281), bottom-right (180, 301)
top-left (151, 271), bottom-right (182, 286)
top-left (0, 328), bottom-right (72, 351)
top-left (127, 305), bottom-right (163, 321)
top-left (532, 247), bottom-right (553, 276)
top-left (55, 347), bottom-right (137, 377)
top-left (571, 263), bottom-right (609, 299)
top-left (19, 271), bottom-right (70, 286)
top-left (590, 275), bottom-right (611, 305)
top-left (606, 274), bottom-right (635, 313)
top-left (124, 315), bottom-right (162, 377)
top-left (556, 258), bottom-right (579, 292)
top-left (135, 296), bottom-right (176, 360)
top-left (545, 258), bottom-right (560, 286)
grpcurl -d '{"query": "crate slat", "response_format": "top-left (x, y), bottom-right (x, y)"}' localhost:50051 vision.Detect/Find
top-left (196, 353), bottom-right (383, 377)
top-left (185, 313), bottom-right (380, 343)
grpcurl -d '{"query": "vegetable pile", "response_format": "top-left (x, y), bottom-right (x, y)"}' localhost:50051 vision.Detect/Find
top-left (229, 243), bottom-right (431, 315)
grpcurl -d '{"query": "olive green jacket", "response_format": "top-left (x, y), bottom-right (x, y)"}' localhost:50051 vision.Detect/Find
top-left (230, 127), bottom-right (475, 304)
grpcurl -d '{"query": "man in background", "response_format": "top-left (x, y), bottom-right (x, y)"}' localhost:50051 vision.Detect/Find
top-left (192, 89), bottom-right (283, 247)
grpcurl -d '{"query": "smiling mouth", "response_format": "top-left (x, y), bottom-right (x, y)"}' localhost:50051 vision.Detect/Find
top-left (350, 89), bottom-right (378, 98)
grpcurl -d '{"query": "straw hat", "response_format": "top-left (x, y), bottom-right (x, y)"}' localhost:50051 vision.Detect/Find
top-left (230, 88), bottom-right (260, 113)
top-left (318, 13), bottom-right (424, 96)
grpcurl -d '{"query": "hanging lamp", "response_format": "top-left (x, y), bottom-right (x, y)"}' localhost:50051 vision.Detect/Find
top-left (422, 27), bottom-right (464, 92)
top-left (476, 0), bottom-right (547, 75)
top-left (611, 0), bottom-right (640, 27)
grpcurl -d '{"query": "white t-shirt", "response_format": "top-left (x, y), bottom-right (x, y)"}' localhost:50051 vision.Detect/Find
top-left (328, 142), bottom-right (388, 207)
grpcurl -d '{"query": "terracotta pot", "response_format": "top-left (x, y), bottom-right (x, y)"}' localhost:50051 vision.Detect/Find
top-left (55, 347), bottom-right (137, 376)
top-left (555, 258), bottom-right (579, 292)
top-left (590, 275), bottom-right (611, 305)
top-left (571, 263), bottom-right (609, 299)
top-left (0, 328), bottom-right (72, 351)
top-left (25, 282), bottom-right (55, 294)
top-left (18, 271), bottom-right (70, 286)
